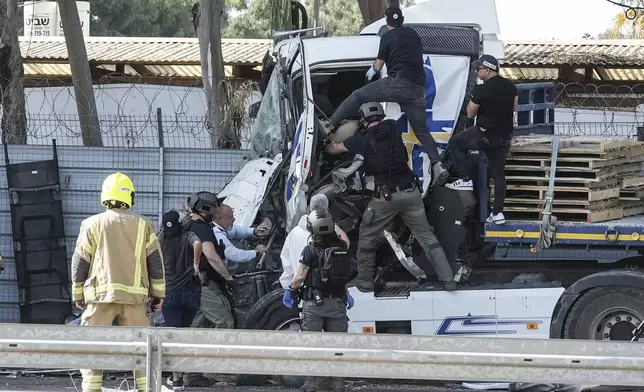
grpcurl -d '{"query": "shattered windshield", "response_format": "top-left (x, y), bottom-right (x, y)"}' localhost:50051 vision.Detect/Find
top-left (250, 67), bottom-right (284, 159)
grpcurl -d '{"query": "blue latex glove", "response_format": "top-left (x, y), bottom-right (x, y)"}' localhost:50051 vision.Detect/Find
top-left (366, 65), bottom-right (377, 81)
top-left (283, 289), bottom-right (294, 309)
top-left (346, 292), bottom-right (354, 310)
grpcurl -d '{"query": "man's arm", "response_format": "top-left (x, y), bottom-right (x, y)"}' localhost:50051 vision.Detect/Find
top-left (290, 262), bottom-right (309, 289)
top-left (145, 222), bottom-right (166, 300)
top-left (187, 232), bottom-right (203, 272)
top-left (334, 224), bottom-right (350, 248)
top-left (325, 142), bottom-right (349, 155)
top-left (290, 246), bottom-right (314, 288)
top-left (467, 85), bottom-right (486, 119)
top-left (202, 241), bottom-right (232, 279)
top-left (227, 225), bottom-right (255, 240)
top-left (513, 95), bottom-right (519, 112)
top-left (71, 220), bottom-right (97, 309)
top-left (215, 231), bottom-right (257, 263)
top-left (374, 36), bottom-right (389, 72)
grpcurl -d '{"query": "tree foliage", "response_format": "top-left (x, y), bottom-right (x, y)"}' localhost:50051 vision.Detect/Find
top-left (88, 0), bottom-right (197, 37)
top-left (606, 0), bottom-right (644, 38)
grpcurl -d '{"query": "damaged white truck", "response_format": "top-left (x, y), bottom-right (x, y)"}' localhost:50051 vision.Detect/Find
top-left (216, 0), bottom-right (644, 355)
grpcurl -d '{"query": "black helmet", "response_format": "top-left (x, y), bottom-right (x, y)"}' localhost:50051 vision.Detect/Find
top-left (359, 102), bottom-right (385, 123)
top-left (186, 191), bottom-right (219, 215)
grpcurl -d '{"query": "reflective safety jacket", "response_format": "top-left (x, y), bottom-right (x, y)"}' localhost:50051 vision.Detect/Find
top-left (71, 208), bottom-right (165, 305)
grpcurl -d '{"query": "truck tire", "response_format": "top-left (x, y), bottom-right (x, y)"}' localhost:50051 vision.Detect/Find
top-left (562, 286), bottom-right (644, 341)
top-left (239, 288), bottom-right (305, 389)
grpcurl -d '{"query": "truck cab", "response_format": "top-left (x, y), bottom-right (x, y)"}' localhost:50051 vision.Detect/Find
top-left (218, 0), bottom-right (644, 353)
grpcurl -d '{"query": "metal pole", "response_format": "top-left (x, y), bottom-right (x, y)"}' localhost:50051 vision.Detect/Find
top-left (156, 108), bottom-right (164, 225)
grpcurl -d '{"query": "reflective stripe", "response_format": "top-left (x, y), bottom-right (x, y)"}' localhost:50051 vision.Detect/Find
top-left (151, 282), bottom-right (165, 292)
top-left (133, 218), bottom-right (146, 288)
top-left (146, 234), bottom-right (157, 248)
top-left (93, 282), bottom-right (149, 296)
top-left (72, 284), bottom-right (83, 296)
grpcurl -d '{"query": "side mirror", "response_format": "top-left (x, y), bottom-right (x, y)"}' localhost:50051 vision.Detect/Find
top-left (248, 101), bottom-right (261, 119)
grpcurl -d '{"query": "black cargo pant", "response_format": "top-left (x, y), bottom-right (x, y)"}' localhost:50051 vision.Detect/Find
top-left (358, 185), bottom-right (454, 282)
top-left (301, 297), bottom-right (348, 391)
top-left (450, 125), bottom-right (510, 214)
top-left (330, 76), bottom-right (441, 164)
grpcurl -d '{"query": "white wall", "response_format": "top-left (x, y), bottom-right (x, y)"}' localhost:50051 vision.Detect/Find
top-left (11, 84), bottom-right (262, 148)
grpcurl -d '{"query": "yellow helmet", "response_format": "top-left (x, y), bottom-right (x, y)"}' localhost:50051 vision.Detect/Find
top-left (101, 172), bottom-right (135, 208)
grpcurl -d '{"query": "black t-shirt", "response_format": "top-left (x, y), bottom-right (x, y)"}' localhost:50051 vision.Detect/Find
top-left (343, 121), bottom-right (414, 187)
top-left (159, 229), bottom-right (200, 287)
top-left (300, 240), bottom-right (348, 299)
top-left (471, 75), bottom-right (518, 138)
top-left (377, 26), bottom-right (426, 87)
top-left (188, 220), bottom-right (223, 282)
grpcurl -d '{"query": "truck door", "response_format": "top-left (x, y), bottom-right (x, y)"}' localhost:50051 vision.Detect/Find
top-left (284, 38), bottom-right (316, 230)
top-left (382, 24), bottom-right (480, 195)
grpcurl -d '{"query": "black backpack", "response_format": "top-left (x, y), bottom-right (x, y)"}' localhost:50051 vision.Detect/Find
top-left (318, 246), bottom-right (353, 286)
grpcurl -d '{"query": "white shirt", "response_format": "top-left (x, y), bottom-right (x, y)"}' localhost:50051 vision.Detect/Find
top-left (279, 215), bottom-right (344, 289)
top-left (213, 223), bottom-right (257, 265)
top-left (279, 215), bottom-right (312, 289)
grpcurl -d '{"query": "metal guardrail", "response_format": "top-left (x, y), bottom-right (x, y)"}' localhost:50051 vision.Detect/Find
top-left (1, 324), bottom-right (643, 391)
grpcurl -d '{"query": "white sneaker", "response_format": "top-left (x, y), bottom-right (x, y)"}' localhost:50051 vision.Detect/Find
top-left (445, 179), bottom-right (474, 191)
top-left (486, 212), bottom-right (506, 225)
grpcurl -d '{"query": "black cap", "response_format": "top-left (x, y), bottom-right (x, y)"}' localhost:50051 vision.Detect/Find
top-left (162, 210), bottom-right (181, 236)
top-left (472, 54), bottom-right (500, 72)
top-left (385, 7), bottom-right (404, 27)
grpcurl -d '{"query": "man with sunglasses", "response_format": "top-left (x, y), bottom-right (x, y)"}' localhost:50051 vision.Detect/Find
top-left (445, 54), bottom-right (518, 225)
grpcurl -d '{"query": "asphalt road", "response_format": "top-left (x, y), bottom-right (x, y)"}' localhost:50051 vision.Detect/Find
top-left (0, 372), bottom-right (477, 392)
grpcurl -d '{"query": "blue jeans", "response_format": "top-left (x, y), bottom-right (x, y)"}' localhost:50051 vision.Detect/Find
top-left (161, 286), bottom-right (201, 328)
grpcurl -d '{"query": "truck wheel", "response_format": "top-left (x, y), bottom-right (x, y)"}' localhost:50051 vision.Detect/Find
top-left (239, 288), bottom-right (305, 389)
top-left (563, 286), bottom-right (644, 341)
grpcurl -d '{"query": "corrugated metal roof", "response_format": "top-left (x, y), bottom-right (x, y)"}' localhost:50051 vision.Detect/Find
top-left (504, 40), bottom-right (644, 66)
top-left (19, 36), bottom-right (272, 66)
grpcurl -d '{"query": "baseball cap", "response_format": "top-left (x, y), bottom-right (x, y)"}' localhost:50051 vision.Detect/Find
top-left (385, 7), bottom-right (404, 27)
top-left (162, 210), bottom-right (181, 236)
top-left (472, 54), bottom-right (499, 71)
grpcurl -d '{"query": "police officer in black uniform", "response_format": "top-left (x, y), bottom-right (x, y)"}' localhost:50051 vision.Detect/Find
top-left (183, 191), bottom-right (235, 388)
top-left (446, 54), bottom-right (518, 226)
top-left (325, 102), bottom-right (457, 292)
top-left (283, 209), bottom-right (353, 392)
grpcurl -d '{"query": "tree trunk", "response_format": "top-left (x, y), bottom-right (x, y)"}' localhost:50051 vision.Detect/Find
top-left (0, 0), bottom-right (27, 144)
top-left (197, 0), bottom-right (235, 149)
top-left (356, 0), bottom-right (387, 26)
top-left (211, 0), bottom-right (236, 148)
top-left (57, 0), bottom-right (103, 146)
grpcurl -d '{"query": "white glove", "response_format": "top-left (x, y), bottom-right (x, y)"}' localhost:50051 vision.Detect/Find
top-left (366, 65), bottom-right (377, 81)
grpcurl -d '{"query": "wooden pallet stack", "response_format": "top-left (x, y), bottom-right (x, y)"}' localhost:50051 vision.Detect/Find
top-left (490, 136), bottom-right (644, 223)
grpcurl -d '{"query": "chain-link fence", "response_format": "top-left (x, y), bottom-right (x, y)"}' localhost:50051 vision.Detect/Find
top-left (0, 78), bottom-right (643, 322)
top-left (13, 75), bottom-right (262, 148)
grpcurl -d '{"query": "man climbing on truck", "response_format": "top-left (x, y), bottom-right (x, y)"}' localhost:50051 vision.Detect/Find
top-left (325, 102), bottom-right (457, 292)
top-left (320, 6), bottom-right (448, 189)
top-left (446, 54), bottom-right (518, 225)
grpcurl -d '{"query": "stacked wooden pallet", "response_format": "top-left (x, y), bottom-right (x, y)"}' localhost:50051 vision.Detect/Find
top-left (490, 136), bottom-right (644, 223)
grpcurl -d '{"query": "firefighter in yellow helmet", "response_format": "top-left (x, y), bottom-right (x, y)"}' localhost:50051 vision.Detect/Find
top-left (71, 172), bottom-right (165, 392)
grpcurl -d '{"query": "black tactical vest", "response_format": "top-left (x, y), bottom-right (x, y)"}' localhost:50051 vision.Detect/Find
top-left (362, 119), bottom-right (414, 187)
